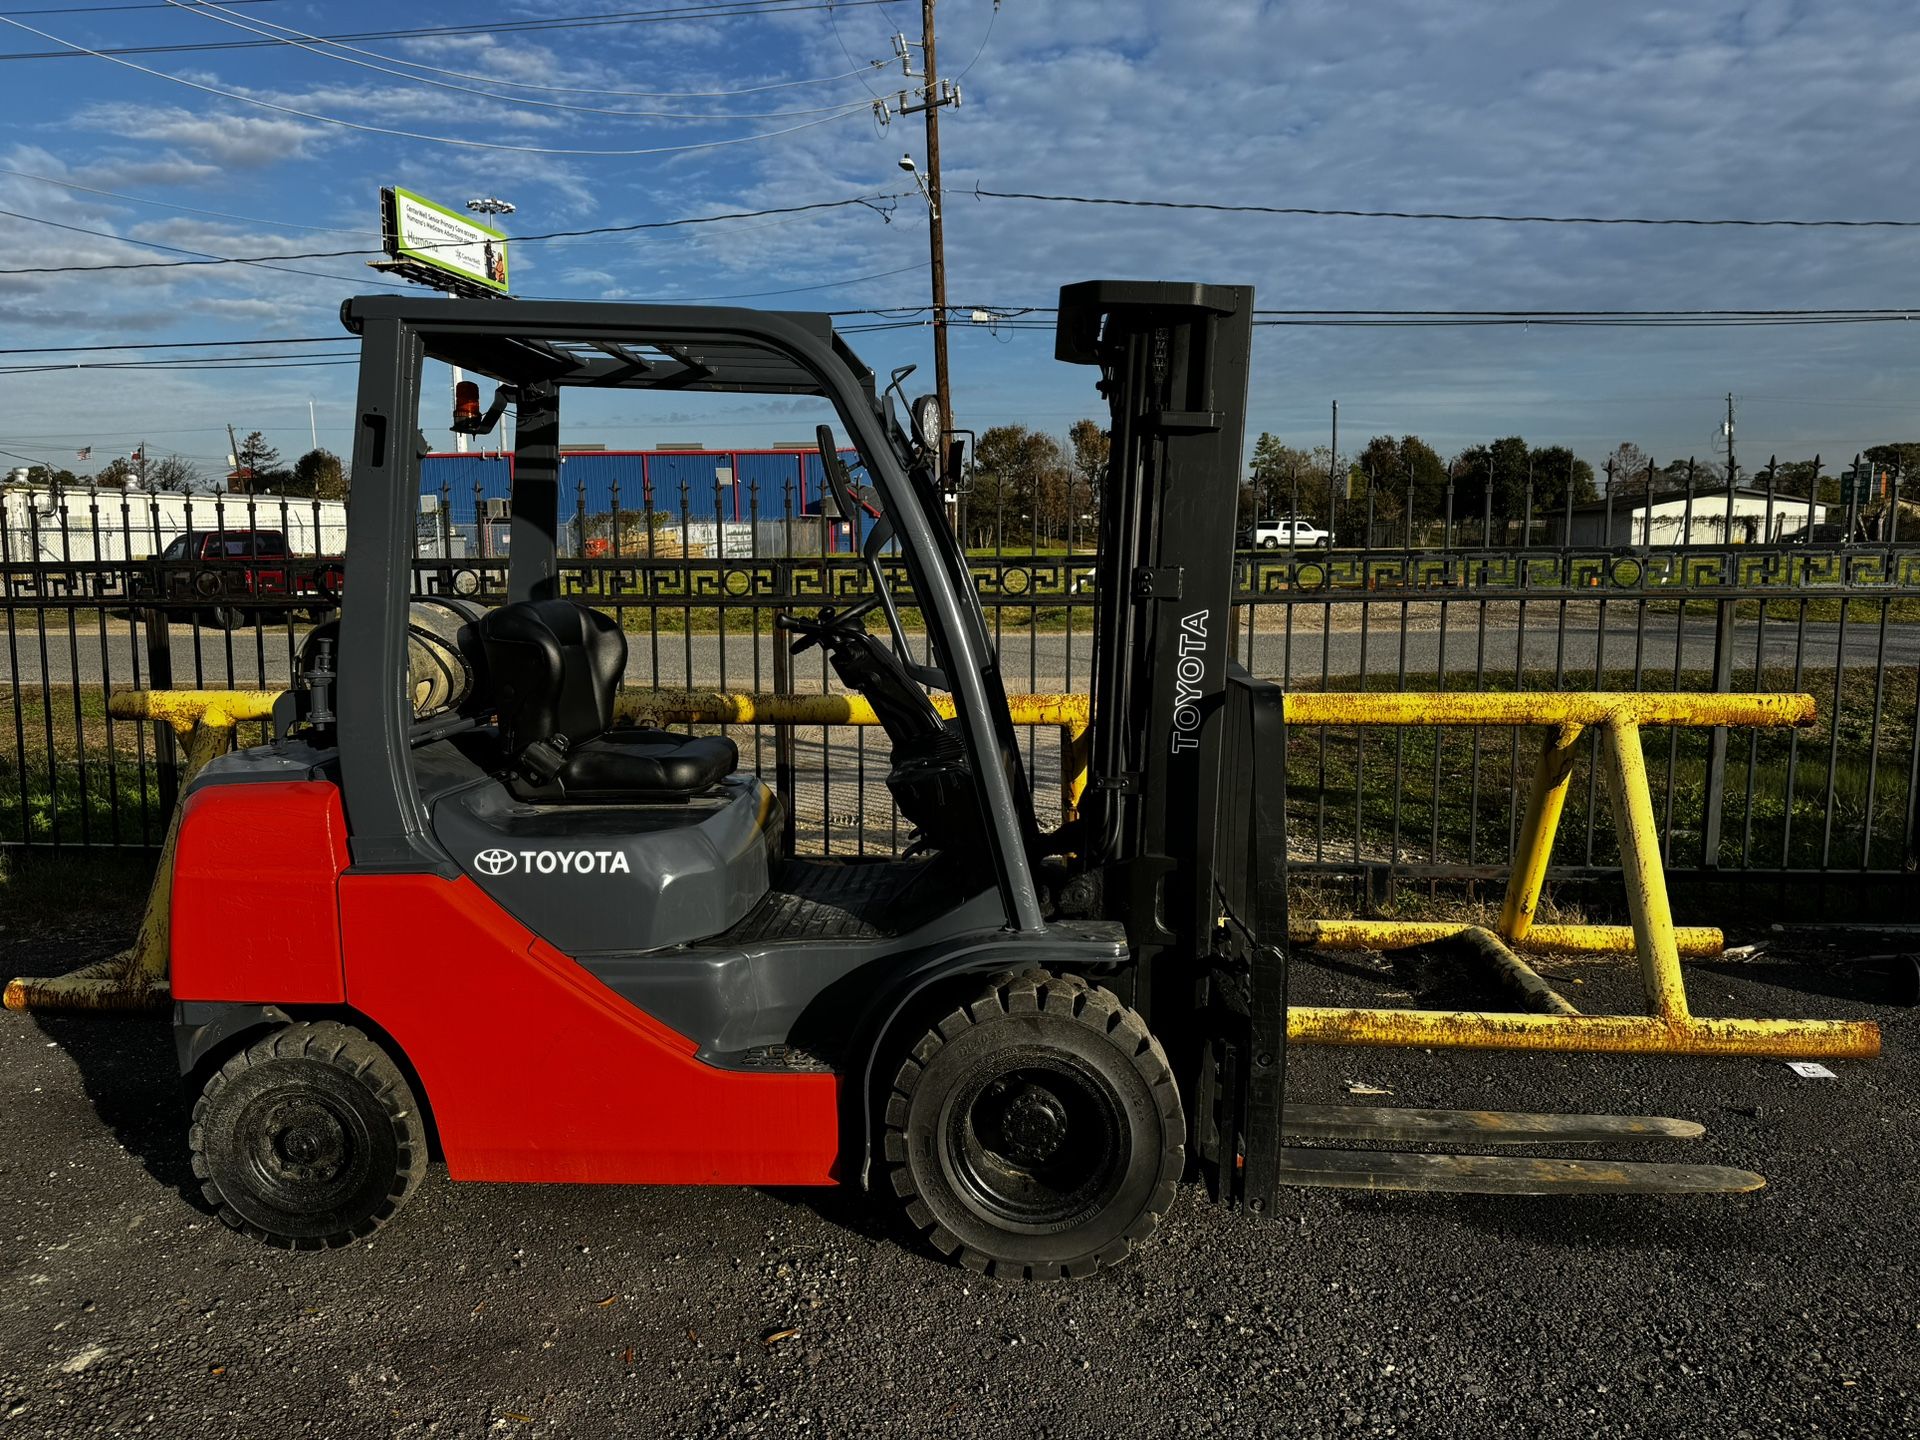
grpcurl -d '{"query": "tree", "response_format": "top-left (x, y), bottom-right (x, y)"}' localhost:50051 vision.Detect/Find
top-left (1246, 433), bottom-right (1342, 524)
top-left (1772, 458), bottom-right (1835, 502)
top-left (18, 465), bottom-right (82, 490)
top-left (1065, 419), bottom-right (1109, 545)
top-left (1604, 443), bottom-right (1650, 494)
top-left (1447, 436), bottom-right (1533, 536)
top-left (92, 457), bottom-right (137, 489)
top-left (1862, 442), bottom-right (1920, 481)
top-left (1527, 445), bottom-right (1599, 514)
top-left (285, 447), bottom-right (348, 501)
top-left (966, 425), bottom-right (1072, 547)
top-left (146, 454), bottom-right (203, 492)
top-left (235, 431), bottom-right (288, 492)
top-left (1357, 434), bottom-right (1449, 529)
top-left (1445, 438), bottom-right (1601, 540)
top-left (1653, 457), bottom-right (1722, 493)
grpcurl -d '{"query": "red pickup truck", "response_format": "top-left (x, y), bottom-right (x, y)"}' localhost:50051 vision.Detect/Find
top-left (131, 529), bottom-right (344, 629)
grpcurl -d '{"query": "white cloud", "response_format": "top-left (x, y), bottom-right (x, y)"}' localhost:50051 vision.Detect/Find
top-left (68, 104), bottom-right (331, 168)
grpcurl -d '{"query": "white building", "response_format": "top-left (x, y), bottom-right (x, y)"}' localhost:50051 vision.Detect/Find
top-left (1, 483), bottom-right (347, 563)
top-left (1556, 487), bottom-right (1831, 547)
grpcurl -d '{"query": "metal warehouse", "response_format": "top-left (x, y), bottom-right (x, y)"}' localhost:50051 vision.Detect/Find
top-left (1554, 487), bottom-right (1834, 546)
top-left (418, 446), bottom-right (871, 558)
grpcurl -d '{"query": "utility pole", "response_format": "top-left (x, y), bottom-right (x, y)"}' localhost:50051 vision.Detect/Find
top-left (921, 0), bottom-right (950, 490)
top-left (895, 6), bottom-right (962, 491)
top-left (1723, 392), bottom-right (1736, 488)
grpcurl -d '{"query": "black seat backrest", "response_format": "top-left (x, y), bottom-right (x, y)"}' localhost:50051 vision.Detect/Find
top-left (479, 599), bottom-right (627, 757)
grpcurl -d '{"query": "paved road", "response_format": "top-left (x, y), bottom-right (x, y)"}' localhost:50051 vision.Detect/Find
top-left (5, 612), bottom-right (1915, 691)
top-left (2, 921), bottom-right (1913, 1438)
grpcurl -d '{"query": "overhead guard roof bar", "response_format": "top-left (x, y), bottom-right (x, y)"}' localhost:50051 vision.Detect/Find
top-left (339, 297), bottom-right (853, 398)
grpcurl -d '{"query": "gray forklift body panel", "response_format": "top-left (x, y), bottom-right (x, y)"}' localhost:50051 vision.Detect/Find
top-left (335, 296), bottom-right (1049, 935)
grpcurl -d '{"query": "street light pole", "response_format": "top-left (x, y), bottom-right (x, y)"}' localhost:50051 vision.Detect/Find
top-left (458, 198), bottom-right (516, 457)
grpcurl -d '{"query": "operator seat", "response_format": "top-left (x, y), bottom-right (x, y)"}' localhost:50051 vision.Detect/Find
top-left (479, 598), bottom-right (737, 803)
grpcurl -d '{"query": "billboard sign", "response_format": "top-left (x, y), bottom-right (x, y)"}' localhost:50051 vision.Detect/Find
top-left (380, 187), bottom-right (509, 295)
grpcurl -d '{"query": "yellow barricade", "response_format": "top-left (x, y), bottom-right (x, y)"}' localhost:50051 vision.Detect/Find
top-left (3, 686), bottom-right (1880, 1063)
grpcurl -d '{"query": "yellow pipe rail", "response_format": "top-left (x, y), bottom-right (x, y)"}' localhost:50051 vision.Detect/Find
top-left (5, 683), bottom-right (1880, 1067)
top-left (1287, 1007), bottom-right (1879, 1059)
top-left (1498, 723), bottom-right (1583, 941)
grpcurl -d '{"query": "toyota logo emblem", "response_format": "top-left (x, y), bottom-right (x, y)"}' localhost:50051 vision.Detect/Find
top-left (474, 848), bottom-right (517, 876)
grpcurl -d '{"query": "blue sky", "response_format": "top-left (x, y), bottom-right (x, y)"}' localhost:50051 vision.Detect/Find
top-left (2, 0), bottom-right (1919, 481)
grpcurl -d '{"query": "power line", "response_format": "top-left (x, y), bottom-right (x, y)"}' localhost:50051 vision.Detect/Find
top-left (0, 358), bottom-right (360, 374)
top-left (0, 335), bottom-right (348, 355)
top-left (0, 0), bottom-right (283, 12)
top-left (0, 0), bottom-right (906, 59)
top-left (0, 191), bottom-right (906, 276)
top-left (0, 164), bottom-right (366, 232)
top-left (828, 308), bottom-right (1920, 331)
top-left (833, 303), bottom-right (1920, 322)
top-left (0, 205), bottom-right (414, 287)
top-left (533, 261), bottom-right (927, 305)
top-left (165, 1), bottom-right (892, 121)
top-left (0, 13), bottom-right (882, 155)
top-left (970, 186), bottom-right (1920, 230)
top-left (285, 52), bottom-right (890, 103)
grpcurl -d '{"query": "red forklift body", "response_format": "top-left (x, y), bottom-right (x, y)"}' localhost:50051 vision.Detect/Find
top-left (174, 781), bottom-right (841, 1185)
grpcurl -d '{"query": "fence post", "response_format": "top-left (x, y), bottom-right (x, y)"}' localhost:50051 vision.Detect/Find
top-left (141, 603), bottom-right (178, 821)
top-left (772, 557), bottom-right (797, 858)
top-left (1699, 598), bottom-right (1736, 868)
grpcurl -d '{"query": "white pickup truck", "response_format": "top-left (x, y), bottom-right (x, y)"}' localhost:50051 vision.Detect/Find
top-left (1246, 517), bottom-right (1331, 549)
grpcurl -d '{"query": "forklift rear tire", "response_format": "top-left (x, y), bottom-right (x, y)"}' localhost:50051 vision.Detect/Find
top-left (189, 1021), bottom-right (427, 1251)
top-left (883, 969), bottom-right (1184, 1280)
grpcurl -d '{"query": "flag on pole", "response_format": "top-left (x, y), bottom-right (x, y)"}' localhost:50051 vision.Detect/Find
top-left (75, 447), bottom-right (91, 460)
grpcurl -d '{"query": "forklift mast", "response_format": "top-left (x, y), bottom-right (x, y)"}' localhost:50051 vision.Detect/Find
top-left (1054, 282), bottom-right (1290, 1206)
top-left (1056, 285), bottom-right (1255, 1009)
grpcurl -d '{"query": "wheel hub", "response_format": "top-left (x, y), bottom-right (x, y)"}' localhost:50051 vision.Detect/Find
top-left (945, 1057), bottom-right (1128, 1228)
top-left (997, 1085), bottom-right (1070, 1164)
top-left (245, 1093), bottom-right (356, 1197)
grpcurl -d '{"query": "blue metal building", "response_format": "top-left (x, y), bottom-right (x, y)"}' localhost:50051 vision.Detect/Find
top-left (418, 447), bottom-right (874, 556)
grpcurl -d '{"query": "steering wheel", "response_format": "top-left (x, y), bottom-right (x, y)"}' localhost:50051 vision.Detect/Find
top-left (776, 592), bottom-right (885, 655)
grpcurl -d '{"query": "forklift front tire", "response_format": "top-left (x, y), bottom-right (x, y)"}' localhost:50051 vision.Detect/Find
top-left (884, 970), bottom-right (1184, 1281)
top-left (189, 1021), bottom-right (428, 1251)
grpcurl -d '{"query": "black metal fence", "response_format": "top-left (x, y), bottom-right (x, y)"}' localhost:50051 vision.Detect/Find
top-left (3, 482), bottom-right (1916, 902)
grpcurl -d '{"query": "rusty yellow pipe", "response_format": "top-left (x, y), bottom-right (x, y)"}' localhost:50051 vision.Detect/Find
top-left (1282, 691), bottom-right (1814, 729)
top-left (107, 688), bottom-right (279, 735)
top-left (1498, 723), bottom-right (1583, 941)
top-left (1447, 926), bottom-right (1581, 1016)
top-left (624, 690), bottom-right (1095, 820)
top-left (1292, 918), bottom-right (1724, 958)
top-left (109, 687), bottom-right (1815, 736)
top-left (1602, 719), bottom-right (1691, 1022)
top-left (1288, 1005), bottom-right (1880, 1059)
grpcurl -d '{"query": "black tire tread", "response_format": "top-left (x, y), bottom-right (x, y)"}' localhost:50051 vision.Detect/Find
top-left (189, 1020), bottom-right (426, 1251)
top-left (884, 968), bottom-right (1183, 1282)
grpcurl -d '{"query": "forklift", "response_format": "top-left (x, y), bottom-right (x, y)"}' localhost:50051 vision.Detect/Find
top-left (168, 282), bottom-right (1758, 1280)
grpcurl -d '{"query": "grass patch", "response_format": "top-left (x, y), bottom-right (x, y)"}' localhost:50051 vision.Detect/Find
top-left (1284, 664), bottom-right (1917, 875)
top-left (0, 685), bottom-right (169, 847)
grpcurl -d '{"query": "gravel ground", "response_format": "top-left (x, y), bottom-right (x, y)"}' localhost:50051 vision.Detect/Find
top-left (2, 931), bottom-right (1914, 1439)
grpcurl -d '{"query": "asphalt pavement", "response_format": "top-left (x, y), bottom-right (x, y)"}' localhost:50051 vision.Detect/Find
top-left (2, 923), bottom-right (1913, 1438)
